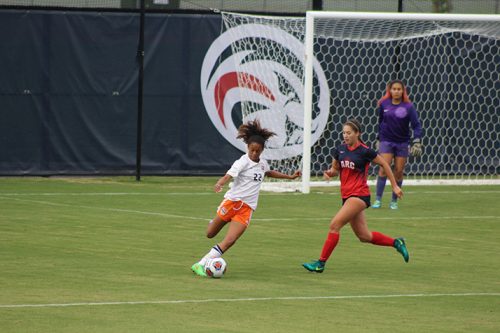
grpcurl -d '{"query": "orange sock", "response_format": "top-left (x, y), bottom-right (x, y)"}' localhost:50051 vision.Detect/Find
top-left (319, 232), bottom-right (339, 262)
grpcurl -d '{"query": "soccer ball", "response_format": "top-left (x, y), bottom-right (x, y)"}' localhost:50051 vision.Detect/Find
top-left (205, 258), bottom-right (227, 278)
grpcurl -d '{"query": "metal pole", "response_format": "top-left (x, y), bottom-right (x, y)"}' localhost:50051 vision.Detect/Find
top-left (136, 0), bottom-right (145, 181)
top-left (302, 12), bottom-right (315, 194)
top-left (393, 0), bottom-right (404, 79)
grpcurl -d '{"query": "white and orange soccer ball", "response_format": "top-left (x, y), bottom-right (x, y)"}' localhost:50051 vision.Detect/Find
top-left (204, 258), bottom-right (227, 278)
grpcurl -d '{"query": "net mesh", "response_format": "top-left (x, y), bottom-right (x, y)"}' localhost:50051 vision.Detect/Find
top-left (221, 12), bottom-right (500, 191)
top-left (314, 18), bottom-right (500, 41)
top-left (221, 13), bottom-right (308, 177)
top-left (311, 15), bottom-right (500, 180)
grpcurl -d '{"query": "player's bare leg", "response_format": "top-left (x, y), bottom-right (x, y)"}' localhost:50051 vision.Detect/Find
top-left (303, 198), bottom-right (365, 272)
top-left (218, 221), bottom-right (247, 253)
top-left (192, 216), bottom-right (229, 277)
top-left (390, 157), bottom-right (406, 209)
top-left (349, 209), bottom-right (371, 242)
top-left (350, 208), bottom-right (409, 262)
top-left (374, 153), bottom-right (394, 208)
top-left (206, 215), bottom-right (228, 238)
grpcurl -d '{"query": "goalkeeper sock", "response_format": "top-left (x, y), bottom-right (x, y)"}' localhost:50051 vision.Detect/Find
top-left (375, 176), bottom-right (387, 200)
top-left (371, 231), bottom-right (394, 246)
top-left (199, 245), bottom-right (224, 266)
top-left (392, 180), bottom-right (403, 201)
top-left (319, 232), bottom-right (340, 262)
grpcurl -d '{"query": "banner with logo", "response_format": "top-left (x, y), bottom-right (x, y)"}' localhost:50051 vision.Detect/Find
top-left (0, 11), bottom-right (244, 175)
top-left (201, 19), bottom-right (330, 162)
top-left (0, 10), bottom-right (334, 175)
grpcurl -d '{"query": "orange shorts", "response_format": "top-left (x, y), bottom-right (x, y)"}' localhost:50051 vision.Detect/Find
top-left (217, 199), bottom-right (253, 227)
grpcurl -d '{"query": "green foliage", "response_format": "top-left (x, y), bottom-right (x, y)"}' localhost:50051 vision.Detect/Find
top-left (0, 177), bottom-right (499, 332)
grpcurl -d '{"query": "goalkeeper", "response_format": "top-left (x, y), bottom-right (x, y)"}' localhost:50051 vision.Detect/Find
top-left (373, 80), bottom-right (422, 210)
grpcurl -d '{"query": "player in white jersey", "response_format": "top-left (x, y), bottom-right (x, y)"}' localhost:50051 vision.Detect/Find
top-left (191, 120), bottom-right (301, 277)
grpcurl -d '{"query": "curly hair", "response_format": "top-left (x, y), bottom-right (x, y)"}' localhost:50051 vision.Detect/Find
top-left (237, 119), bottom-right (276, 147)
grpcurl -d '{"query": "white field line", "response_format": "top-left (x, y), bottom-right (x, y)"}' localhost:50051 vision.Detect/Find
top-left (0, 196), bottom-right (498, 222)
top-left (0, 192), bottom-right (211, 196)
top-left (0, 190), bottom-right (499, 196)
top-left (0, 196), bottom-right (202, 220)
top-left (314, 190), bottom-right (500, 195)
top-left (1, 292), bottom-right (499, 309)
top-left (255, 215), bottom-right (500, 221)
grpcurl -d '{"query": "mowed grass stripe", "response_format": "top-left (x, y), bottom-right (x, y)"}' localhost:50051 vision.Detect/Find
top-left (1, 195), bottom-right (498, 222)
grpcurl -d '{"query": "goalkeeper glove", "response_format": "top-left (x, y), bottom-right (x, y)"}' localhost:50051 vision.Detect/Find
top-left (410, 138), bottom-right (423, 157)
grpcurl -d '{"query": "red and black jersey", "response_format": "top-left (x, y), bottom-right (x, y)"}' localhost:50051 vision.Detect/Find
top-left (333, 142), bottom-right (378, 199)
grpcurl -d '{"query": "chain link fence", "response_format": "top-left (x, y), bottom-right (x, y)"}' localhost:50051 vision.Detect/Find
top-left (0, 0), bottom-right (498, 14)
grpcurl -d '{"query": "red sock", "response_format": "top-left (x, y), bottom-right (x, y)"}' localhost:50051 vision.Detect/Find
top-left (371, 231), bottom-right (394, 247)
top-left (319, 232), bottom-right (339, 262)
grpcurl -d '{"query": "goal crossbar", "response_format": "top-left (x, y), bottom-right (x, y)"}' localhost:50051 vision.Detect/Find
top-left (306, 11), bottom-right (500, 22)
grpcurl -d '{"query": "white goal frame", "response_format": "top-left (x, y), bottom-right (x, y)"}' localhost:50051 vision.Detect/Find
top-left (301, 11), bottom-right (500, 193)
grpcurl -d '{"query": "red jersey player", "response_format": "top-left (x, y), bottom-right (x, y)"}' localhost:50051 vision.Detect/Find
top-left (302, 119), bottom-right (409, 273)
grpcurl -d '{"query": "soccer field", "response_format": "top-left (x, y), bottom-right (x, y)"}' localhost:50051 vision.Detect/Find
top-left (0, 177), bottom-right (499, 332)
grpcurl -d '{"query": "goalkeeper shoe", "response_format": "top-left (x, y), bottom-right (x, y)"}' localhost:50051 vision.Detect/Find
top-left (372, 200), bottom-right (382, 209)
top-left (302, 260), bottom-right (325, 273)
top-left (393, 238), bottom-right (409, 263)
top-left (389, 201), bottom-right (398, 210)
top-left (191, 263), bottom-right (207, 277)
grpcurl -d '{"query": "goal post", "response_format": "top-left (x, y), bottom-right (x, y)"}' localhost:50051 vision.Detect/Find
top-left (219, 11), bottom-right (500, 193)
top-left (302, 11), bottom-right (500, 193)
top-left (302, 14), bottom-right (315, 194)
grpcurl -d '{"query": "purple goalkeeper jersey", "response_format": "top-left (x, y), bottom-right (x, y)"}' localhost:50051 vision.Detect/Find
top-left (378, 99), bottom-right (422, 143)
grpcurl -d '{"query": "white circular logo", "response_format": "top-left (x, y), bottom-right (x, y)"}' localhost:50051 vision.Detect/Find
top-left (200, 23), bottom-right (330, 160)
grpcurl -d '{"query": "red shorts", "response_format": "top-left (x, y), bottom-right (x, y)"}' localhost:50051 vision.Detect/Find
top-left (217, 199), bottom-right (253, 227)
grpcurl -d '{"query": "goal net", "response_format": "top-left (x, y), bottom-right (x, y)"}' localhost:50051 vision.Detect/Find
top-left (220, 11), bottom-right (500, 192)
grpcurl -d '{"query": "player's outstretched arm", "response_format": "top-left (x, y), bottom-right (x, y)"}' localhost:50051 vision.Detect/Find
top-left (214, 174), bottom-right (232, 193)
top-left (266, 170), bottom-right (301, 180)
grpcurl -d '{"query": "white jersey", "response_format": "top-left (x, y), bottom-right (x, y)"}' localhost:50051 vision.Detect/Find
top-left (224, 154), bottom-right (270, 210)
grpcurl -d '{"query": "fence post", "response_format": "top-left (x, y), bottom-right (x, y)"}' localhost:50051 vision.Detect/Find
top-left (136, 0), bottom-right (145, 181)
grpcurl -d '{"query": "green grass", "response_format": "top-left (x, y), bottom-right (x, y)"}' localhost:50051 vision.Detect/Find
top-left (0, 177), bottom-right (499, 332)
